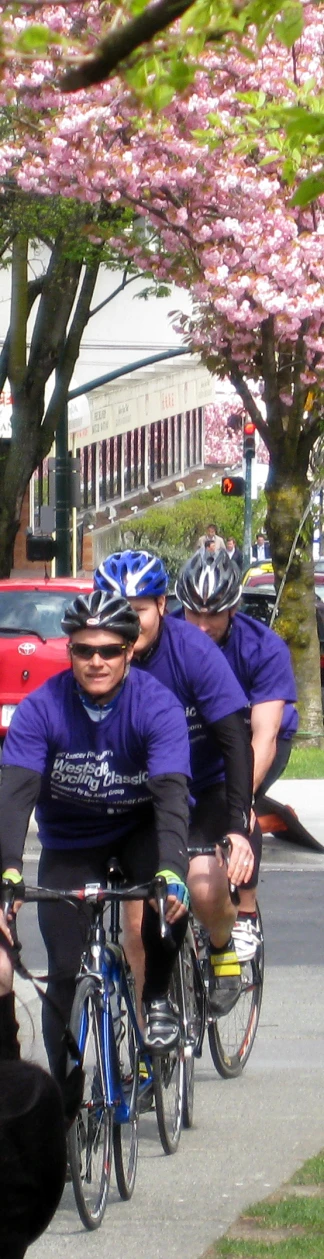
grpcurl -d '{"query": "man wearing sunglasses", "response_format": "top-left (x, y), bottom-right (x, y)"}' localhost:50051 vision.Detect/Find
top-left (0, 590), bottom-right (192, 1074)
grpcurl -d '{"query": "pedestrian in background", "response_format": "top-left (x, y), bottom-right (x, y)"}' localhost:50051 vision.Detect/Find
top-left (252, 533), bottom-right (271, 562)
top-left (226, 537), bottom-right (243, 569)
top-left (198, 522), bottom-right (225, 551)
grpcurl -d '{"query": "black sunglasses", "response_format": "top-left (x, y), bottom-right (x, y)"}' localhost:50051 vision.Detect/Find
top-left (70, 643), bottom-right (127, 661)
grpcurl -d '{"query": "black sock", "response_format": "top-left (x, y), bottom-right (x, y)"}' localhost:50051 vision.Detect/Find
top-left (209, 938), bottom-right (232, 954)
top-left (237, 910), bottom-right (257, 921)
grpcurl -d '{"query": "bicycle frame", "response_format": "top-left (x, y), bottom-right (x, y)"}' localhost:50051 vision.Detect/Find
top-left (71, 892), bottom-right (153, 1124)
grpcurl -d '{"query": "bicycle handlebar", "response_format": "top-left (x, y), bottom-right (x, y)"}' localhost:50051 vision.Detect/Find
top-left (1, 875), bottom-right (174, 948)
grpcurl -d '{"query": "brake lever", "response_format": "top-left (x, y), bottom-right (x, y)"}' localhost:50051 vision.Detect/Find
top-left (151, 876), bottom-right (176, 952)
top-left (217, 836), bottom-right (240, 907)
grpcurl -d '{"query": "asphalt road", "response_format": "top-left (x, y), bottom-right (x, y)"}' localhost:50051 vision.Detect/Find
top-left (12, 835), bottom-right (324, 1259)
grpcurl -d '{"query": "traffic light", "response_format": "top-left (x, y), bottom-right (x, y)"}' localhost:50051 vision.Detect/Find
top-left (221, 475), bottom-right (245, 497)
top-left (26, 534), bottom-right (58, 562)
top-left (243, 420), bottom-right (256, 457)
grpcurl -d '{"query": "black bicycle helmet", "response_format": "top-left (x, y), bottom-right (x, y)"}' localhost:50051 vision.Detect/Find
top-left (61, 590), bottom-right (140, 642)
top-left (175, 548), bottom-right (242, 614)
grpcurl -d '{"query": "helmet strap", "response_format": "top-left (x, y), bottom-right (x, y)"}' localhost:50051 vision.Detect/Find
top-left (134, 612), bottom-right (164, 663)
top-left (218, 612), bottom-right (234, 648)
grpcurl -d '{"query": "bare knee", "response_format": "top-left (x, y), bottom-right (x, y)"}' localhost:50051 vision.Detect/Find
top-left (188, 853), bottom-right (235, 944)
top-left (188, 853), bottom-right (229, 917)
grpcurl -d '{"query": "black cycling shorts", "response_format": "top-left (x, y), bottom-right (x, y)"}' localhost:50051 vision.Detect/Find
top-left (189, 784), bottom-right (262, 890)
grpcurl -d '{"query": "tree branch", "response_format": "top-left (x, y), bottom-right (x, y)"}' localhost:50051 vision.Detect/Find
top-left (221, 349), bottom-right (270, 447)
top-left (0, 275), bottom-right (44, 395)
top-left (60, 0), bottom-right (197, 92)
top-left (260, 316), bottom-right (283, 448)
top-left (89, 269), bottom-right (139, 319)
top-left (27, 234), bottom-right (82, 398)
top-left (42, 257), bottom-right (101, 444)
top-left (9, 233), bottom-right (28, 395)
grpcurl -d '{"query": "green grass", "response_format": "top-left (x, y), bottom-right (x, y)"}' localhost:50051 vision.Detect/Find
top-left (282, 746), bottom-right (324, 778)
top-left (293, 1153), bottom-right (324, 1184)
top-left (210, 1242), bottom-right (324, 1258)
top-left (202, 1148), bottom-right (324, 1259)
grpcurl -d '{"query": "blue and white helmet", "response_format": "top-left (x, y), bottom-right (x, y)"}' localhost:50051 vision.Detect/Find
top-left (94, 550), bottom-right (169, 599)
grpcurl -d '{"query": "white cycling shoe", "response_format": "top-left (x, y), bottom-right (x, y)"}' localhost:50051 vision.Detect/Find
top-left (232, 916), bottom-right (262, 963)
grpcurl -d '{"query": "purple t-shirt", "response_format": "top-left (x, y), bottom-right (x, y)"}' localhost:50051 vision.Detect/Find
top-left (222, 612), bottom-right (298, 738)
top-left (2, 668), bottom-right (191, 849)
top-left (132, 616), bottom-right (247, 790)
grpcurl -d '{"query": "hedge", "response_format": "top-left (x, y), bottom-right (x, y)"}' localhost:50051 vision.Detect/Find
top-left (120, 486), bottom-right (266, 583)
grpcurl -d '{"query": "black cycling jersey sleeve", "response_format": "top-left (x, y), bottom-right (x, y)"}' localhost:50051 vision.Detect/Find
top-left (0, 765), bottom-right (42, 873)
top-left (209, 711), bottom-right (253, 836)
top-left (147, 773), bottom-right (189, 881)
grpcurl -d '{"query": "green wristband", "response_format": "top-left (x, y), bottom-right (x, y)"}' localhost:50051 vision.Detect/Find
top-left (156, 869), bottom-right (182, 882)
top-left (2, 870), bottom-right (22, 884)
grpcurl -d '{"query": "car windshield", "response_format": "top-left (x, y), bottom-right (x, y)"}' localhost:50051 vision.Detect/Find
top-left (0, 590), bottom-right (70, 639)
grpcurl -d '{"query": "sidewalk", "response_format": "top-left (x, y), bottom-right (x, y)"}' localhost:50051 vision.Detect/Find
top-left (266, 778), bottom-right (324, 849)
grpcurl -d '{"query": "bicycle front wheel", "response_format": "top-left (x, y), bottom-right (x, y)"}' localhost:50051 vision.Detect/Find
top-left (208, 908), bottom-right (264, 1079)
top-left (67, 976), bottom-right (113, 1230)
top-left (175, 931), bottom-right (204, 1129)
top-left (113, 972), bottom-right (139, 1200)
top-left (153, 965), bottom-right (184, 1154)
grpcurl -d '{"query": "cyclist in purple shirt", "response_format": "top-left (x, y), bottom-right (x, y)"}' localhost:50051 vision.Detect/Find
top-left (95, 552), bottom-right (260, 1014)
top-left (175, 547), bottom-right (298, 959)
top-left (0, 591), bottom-right (192, 1070)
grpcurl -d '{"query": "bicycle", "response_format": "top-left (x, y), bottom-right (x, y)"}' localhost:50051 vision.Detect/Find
top-left (173, 838), bottom-right (264, 1120)
top-left (17, 863), bottom-right (186, 1228)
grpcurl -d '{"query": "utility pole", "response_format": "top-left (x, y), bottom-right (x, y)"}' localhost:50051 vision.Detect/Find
top-left (55, 402), bottom-right (71, 576)
top-left (242, 420), bottom-right (256, 570)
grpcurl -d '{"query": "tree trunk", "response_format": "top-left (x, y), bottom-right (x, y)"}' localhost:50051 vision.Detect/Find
top-left (265, 473), bottom-right (323, 745)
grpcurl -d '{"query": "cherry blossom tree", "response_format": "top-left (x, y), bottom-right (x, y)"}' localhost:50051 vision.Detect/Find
top-left (204, 398), bottom-right (269, 467)
top-left (0, 1), bottom-right (323, 730)
top-left (101, 5), bottom-right (323, 737)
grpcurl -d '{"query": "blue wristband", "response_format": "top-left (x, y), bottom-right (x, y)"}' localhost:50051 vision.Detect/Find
top-left (156, 870), bottom-right (190, 910)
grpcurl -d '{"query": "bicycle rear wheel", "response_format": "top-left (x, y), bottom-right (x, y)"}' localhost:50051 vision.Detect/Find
top-left (67, 976), bottom-right (113, 1230)
top-left (208, 907), bottom-right (264, 1079)
top-left (113, 972), bottom-right (139, 1200)
top-left (153, 965), bottom-right (184, 1154)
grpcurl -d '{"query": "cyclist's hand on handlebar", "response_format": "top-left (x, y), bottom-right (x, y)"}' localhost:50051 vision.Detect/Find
top-left (150, 870), bottom-right (190, 923)
top-left (221, 835), bottom-right (254, 886)
top-left (1, 870), bottom-right (25, 916)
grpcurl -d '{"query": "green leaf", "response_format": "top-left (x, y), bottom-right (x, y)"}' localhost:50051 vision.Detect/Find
top-left (283, 107), bottom-right (324, 139)
top-left (274, 0), bottom-right (304, 48)
top-left (291, 171), bottom-right (324, 206)
top-left (259, 152), bottom-right (280, 164)
top-left (130, 0), bottom-right (151, 13)
top-left (15, 23), bottom-right (65, 54)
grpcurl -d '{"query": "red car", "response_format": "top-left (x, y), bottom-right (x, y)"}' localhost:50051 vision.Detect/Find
top-left (0, 577), bottom-right (93, 739)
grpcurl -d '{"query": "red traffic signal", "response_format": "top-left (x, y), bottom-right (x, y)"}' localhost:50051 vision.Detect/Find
top-left (243, 420), bottom-right (256, 457)
top-left (221, 475), bottom-right (245, 497)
